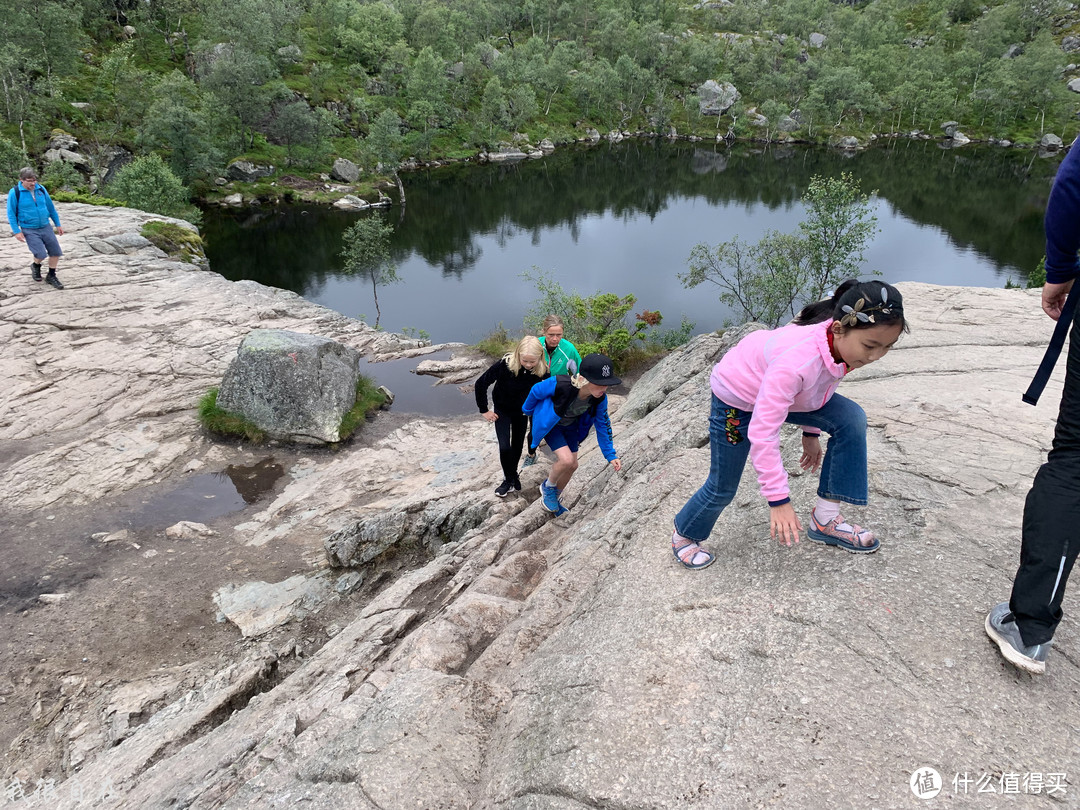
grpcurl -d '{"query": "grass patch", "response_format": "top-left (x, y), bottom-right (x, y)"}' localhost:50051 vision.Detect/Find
top-left (141, 220), bottom-right (206, 263)
top-left (338, 374), bottom-right (388, 440)
top-left (198, 388), bottom-right (267, 443)
top-left (474, 323), bottom-right (515, 359)
top-left (51, 191), bottom-right (124, 206)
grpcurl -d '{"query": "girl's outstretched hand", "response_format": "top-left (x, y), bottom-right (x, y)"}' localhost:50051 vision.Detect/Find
top-left (482, 411), bottom-right (498, 423)
top-left (769, 503), bottom-right (802, 547)
top-left (610, 458), bottom-right (622, 472)
top-left (799, 435), bottom-right (823, 472)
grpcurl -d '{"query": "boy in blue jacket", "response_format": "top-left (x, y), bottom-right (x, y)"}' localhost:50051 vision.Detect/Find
top-left (7, 167), bottom-right (65, 289)
top-left (523, 353), bottom-right (623, 515)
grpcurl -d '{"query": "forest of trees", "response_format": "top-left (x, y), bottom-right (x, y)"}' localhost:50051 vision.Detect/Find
top-left (0, 0), bottom-right (1077, 204)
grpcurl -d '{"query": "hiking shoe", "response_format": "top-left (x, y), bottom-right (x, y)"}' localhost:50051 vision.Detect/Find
top-left (31, 263), bottom-right (42, 282)
top-left (45, 271), bottom-right (64, 290)
top-left (522, 453), bottom-right (537, 467)
top-left (807, 511), bottom-right (879, 553)
top-left (539, 481), bottom-right (562, 513)
top-left (510, 476), bottom-right (522, 492)
top-left (494, 480), bottom-right (513, 498)
top-left (985, 602), bottom-right (1050, 675)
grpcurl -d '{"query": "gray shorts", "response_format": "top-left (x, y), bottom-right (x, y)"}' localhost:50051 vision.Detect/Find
top-left (21, 226), bottom-right (62, 260)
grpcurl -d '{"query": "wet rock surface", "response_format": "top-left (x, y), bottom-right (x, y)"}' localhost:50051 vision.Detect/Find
top-left (3, 207), bottom-right (1079, 808)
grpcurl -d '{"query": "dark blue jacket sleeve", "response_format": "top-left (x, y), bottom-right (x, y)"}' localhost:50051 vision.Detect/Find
top-left (587, 396), bottom-right (618, 461)
top-left (1045, 141), bottom-right (1080, 284)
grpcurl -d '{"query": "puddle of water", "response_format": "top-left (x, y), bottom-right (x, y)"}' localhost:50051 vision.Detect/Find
top-left (362, 350), bottom-right (477, 417)
top-left (127, 458), bottom-right (285, 529)
top-left (222, 457), bottom-right (286, 504)
top-left (0, 458), bottom-right (287, 607)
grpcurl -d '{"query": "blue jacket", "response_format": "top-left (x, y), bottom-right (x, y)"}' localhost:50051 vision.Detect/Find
top-left (523, 375), bottom-right (618, 462)
top-left (7, 184), bottom-right (60, 234)
top-left (1045, 140), bottom-right (1080, 284)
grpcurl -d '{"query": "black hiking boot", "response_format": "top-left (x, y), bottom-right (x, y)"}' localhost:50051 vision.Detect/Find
top-left (45, 271), bottom-right (64, 290)
top-left (31, 263), bottom-right (42, 282)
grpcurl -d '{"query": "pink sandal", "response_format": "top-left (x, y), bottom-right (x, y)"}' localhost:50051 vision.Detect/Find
top-left (807, 513), bottom-right (879, 553)
top-left (672, 532), bottom-right (716, 570)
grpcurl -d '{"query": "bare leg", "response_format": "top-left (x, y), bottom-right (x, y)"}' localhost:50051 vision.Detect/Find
top-left (549, 446), bottom-right (578, 490)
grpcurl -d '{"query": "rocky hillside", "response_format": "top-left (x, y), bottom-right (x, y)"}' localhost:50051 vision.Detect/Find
top-left (1, 206), bottom-right (1077, 808)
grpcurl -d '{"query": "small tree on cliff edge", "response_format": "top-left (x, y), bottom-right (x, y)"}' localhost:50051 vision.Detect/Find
top-left (340, 215), bottom-right (400, 329)
top-left (680, 172), bottom-right (879, 327)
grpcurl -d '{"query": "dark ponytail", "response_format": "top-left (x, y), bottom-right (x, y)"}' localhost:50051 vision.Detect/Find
top-left (794, 279), bottom-right (907, 333)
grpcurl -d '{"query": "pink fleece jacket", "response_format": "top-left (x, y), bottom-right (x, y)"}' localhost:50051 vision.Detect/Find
top-left (710, 320), bottom-right (846, 503)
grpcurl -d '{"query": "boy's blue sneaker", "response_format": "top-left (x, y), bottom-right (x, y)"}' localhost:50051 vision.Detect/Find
top-left (539, 481), bottom-right (562, 513)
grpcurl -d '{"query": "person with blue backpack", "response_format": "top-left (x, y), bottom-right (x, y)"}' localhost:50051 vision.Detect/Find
top-left (7, 167), bottom-right (65, 289)
top-left (522, 353), bottom-right (622, 515)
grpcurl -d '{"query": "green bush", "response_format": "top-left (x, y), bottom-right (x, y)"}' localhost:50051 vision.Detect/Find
top-left (40, 160), bottom-right (86, 192)
top-left (1029, 257), bottom-right (1047, 289)
top-left (107, 154), bottom-right (202, 224)
top-left (0, 137), bottom-right (28, 185)
top-left (521, 267), bottom-right (693, 366)
top-left (474, 324), bottom-right (515, 358)
top-left (50, 191), bottom-right (124, 206)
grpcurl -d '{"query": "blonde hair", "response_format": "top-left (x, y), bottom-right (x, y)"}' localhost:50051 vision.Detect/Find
top-left (505, 335), bottom-right (548, 377)
top-left (540, 314), bottom-right (565, 333)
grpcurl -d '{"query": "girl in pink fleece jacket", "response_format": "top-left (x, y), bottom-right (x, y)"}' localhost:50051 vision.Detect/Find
top-left (672, 279), bottom-right (907, 569)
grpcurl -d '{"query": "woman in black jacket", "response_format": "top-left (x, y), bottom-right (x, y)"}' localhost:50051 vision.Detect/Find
top-left (475, 336), bottom-right (549, 496)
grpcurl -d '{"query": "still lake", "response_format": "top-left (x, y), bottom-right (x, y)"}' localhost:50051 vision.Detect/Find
top-left (200, 139), bottom-right (1060, 344)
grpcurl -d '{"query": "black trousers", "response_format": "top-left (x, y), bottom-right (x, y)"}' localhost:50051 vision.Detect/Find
top-left (494, 411), bottom-right (528, 483)
top-left (1011, 311), bottom-right (1080, 644)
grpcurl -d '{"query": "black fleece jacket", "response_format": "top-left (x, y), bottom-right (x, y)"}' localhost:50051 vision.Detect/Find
top-left (475, 358), bottom-right (547, 415)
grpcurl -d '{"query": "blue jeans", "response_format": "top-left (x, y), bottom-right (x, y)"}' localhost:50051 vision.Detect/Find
top-left (674, 393), bottom-right (868, 543)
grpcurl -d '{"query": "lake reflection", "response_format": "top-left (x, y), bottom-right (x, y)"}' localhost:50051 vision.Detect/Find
top-left (200, 140), bottom-right (1059, 344)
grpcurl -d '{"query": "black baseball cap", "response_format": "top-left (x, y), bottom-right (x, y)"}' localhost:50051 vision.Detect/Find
top-left (580, 354), bottom-right (621, 386)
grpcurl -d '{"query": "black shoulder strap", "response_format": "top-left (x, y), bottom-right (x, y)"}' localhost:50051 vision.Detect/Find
top-left (1023, 283), bottom-right (1080, 405)
top-left (11, 186), bottom-right (17, 218)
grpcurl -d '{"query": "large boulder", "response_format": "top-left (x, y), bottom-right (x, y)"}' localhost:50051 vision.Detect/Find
top-left (226, 160), bottom-right (275, 182)
top-left (1041, 133), bottom-right (1064, 150)
top-left (330, 157), bottom-right (360, 183)
top-left (215, 329), bottom-right (361, 444)
top-left (43, 148), bottom-right (91, 174)
top-left (698, 80), bottom-right (740, 116)
top-left (48, 130), bottom-right (80, 151)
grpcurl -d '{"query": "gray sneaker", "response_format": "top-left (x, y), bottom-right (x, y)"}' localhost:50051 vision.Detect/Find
top-left (985, 602), bottom-right (1051, 675)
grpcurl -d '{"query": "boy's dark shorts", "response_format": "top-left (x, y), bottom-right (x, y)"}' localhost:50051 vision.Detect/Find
top-left (21, 226), bottom-right (62, 260)
top-left (543, 423), bottom-right (581, 454)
